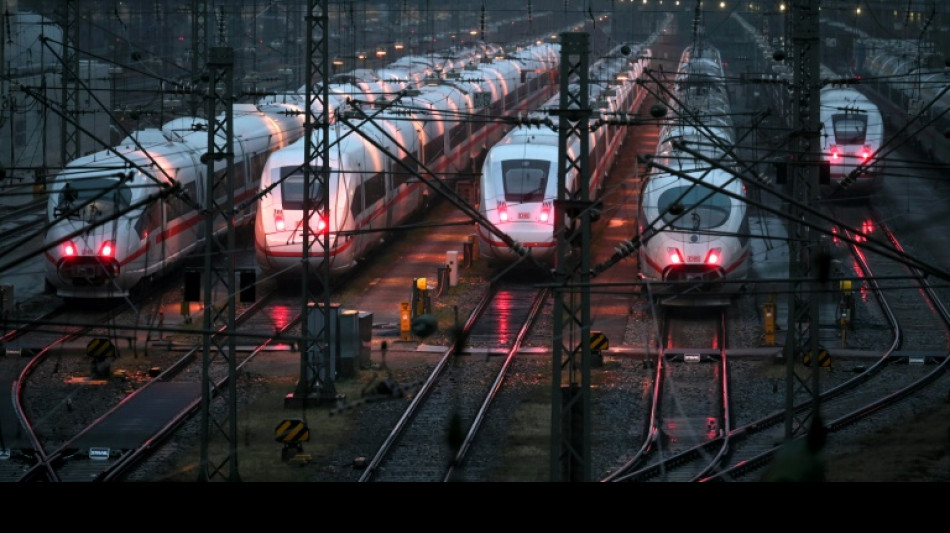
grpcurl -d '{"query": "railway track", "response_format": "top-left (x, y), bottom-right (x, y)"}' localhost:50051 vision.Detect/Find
top-left (7, 287), bottom-right (304, 482)
top-left (602, 305), bottom-right (728, 482)
top-left (358, 277), bottom-right (548, 482)
top-left (604, 196), bottom-right (950, 482)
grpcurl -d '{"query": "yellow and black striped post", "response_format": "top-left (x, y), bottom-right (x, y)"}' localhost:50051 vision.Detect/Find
top-left (590, 331), bottom-right (608, 367)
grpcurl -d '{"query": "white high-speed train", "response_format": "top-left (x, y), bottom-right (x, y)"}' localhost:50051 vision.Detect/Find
top-left (254, 40), bottom-right (562, 279)
top-left (818, 66), bottom-right (886, 195)
top-left (43, 102), bottom-right (307, 299)
top-left (473, 14), bottom-right (673, 268)
top-left (638, 37), bottom-right (751, 298)
top-left (473, 44), bottom-right (654, 267)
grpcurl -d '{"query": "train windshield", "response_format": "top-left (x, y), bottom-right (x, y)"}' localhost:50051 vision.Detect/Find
top-left (658, 184), bottom-right (731, 230)
top-left (55, 177), bottom-right (132, 221)
top-left (502, 159), bottom-right (550, 203)
top-left (279, 166), bottom-right (325, 210)
top-left (832, 113), bottom-right (868, 145)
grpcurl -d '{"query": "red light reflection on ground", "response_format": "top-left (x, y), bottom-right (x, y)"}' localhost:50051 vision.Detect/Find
top-left (494, 290), bottom-right (513, 345)
top-left (268, 304), bottom-right (294, 331)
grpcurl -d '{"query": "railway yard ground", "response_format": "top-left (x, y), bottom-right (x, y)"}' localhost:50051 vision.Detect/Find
top-left (34, 200), bottom-right (940, 483)
top-left (13, 190), bottom-right (950, 483)
top-left (113, 330), bottom-right (950, 482)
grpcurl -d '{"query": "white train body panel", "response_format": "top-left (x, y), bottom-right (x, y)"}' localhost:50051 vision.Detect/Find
top-left (255, 41), bottom-right (562, 280)
top-left (638, 167), bottom-right (750, 285)
top-left (819, 85), bottom-right (885, 192)
top-left (44, 104), bottom-right (307, 298)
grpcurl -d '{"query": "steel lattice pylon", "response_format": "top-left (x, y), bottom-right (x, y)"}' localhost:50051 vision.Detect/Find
top-left (287, 0), bottom-right (336, 407)
top-left (198, 46), bottom-right (240, 482)
top-left (550, 32), bottom-right (593, 483)
top-left (783, 0), bottom-right (823, 439)
top-left (58, 0), bottom-right (81, 164)
top-left (189, 0), bottom-right (208, 118)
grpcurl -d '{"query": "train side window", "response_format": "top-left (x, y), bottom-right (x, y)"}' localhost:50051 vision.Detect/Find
top-left (449, 123), bottom-right (466, 150)
top-left (211, 168), bottom-right (231, 202)
top-left (489, 99), bottom-right (504, 118)
top-left (232, 145), bottom-right (247, 191)
top-left (393, 156), bottom-right (416, 188)
top-left (350, 180), bottom-right (363, 215)
top-left (504, 90), bottom-right (517, 111)
top-left (171, 181), bottom-right (199, 220)
top-left (248, 152), bottom-right (268, 184)
top-left (424, 136), bottom-right (443, 162)
top-left (134, 202), bottom-right (163, 239)
top-left (364, 171), bottom-right (385, 206)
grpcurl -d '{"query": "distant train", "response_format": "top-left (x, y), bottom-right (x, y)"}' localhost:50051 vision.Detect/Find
top-left (43, 102), bottom-right (307, 299)
top-left (637, 35), bottom-right (751, 298)
top-left (259, 43), bottom-right (506, 120)
top-left (42, 38), bottom-right (521, 299)
top-left (254, 40), bottom-right (562, 279)
top-left (474, 44), bottom-right (655, 267)
top-left (825, 19), bottom-right (950, 167)
top-left (819, 64), bottom-right (886, 195)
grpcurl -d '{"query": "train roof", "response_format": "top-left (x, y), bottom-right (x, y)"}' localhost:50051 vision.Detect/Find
top-left (820, 86), bottom-right (880, 115)
top-left (496, 126), bottom-right (559, 147)
top-left (643, 166), bottom-right (746, 197)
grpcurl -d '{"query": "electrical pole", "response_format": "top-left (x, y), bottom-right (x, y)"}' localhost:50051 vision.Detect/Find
top-left (190, 0), bottom-right (208, 118)
top-left (197, 42), bottom-right (240, 482)
top-left (551, 31), bottom-right (593, 482)
top-left (783, 0), bottom-right (823, 439)
top-left (58, 0), bottom-right (80, 165)
top-left (286, 0), bottom-right (336, 408)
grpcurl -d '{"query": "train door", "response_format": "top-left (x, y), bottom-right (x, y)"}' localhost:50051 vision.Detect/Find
top-left (129, 194), bottom-right (161, 283)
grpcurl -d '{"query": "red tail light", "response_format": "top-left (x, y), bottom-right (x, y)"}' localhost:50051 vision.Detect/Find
top-left (98, 240), bottom-right (115, 259)
top-left (667, 247), bottom-right (683, 264)
top-left (274, 209), bottom-right (285, 231)
top-left (540, 201), bottom-right (552, 223)
top-left (497, 201), bottom-right (509, 222)
top-left (829, 145), bottom-right (840, 162)
top-left (63, 241), bottom-right (78, 257)
top-left (704, 247), bottom-right (721, 265)
top-left (315, 214), bottom-right (329, 234)
top-left (859, 146), bottom-right (871, 162)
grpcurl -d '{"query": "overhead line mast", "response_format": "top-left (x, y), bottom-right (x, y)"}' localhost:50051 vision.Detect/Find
top-left (286, 0), bottom-right (337, 408)
top-left (784, 0), bottom-right (824, 440)
top-left (551, 31), bottom-right (593, 483)
top-left (197, 5), bottom-right (239, 482)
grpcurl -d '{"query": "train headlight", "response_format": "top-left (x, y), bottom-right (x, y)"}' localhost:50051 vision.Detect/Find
top-left (704, 247), bottom-right (721, 265)
top-left (63, 241), bottom-right (78, 257)
top-left (497, 202), bottom-right (508, 222)
top-left (667, 247), bottom-right (683, 264)
top-left (98, 240), bottom-right (116, 259)
top-left (274, 209), bottom-right (285, 231)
